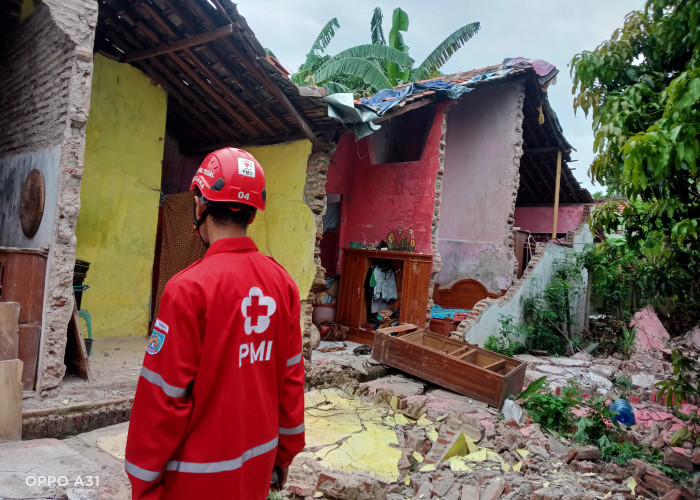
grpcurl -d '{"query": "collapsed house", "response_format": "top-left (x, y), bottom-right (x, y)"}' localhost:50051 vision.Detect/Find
top-left (0, 0), bottom-right (592, 394)
top-left (315, 59), bottom-right (594, 347)
top-left (0, 0), bottom-right (338, 392)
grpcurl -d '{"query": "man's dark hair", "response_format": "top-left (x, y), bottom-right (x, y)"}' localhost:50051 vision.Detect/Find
top-left (206, 201), bottom-right (256, 227)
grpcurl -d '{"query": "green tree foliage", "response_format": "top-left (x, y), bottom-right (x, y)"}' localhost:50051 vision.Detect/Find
top-left (570, 0), bottom-right (700, 314)
top-left (291, 8), bottom-right (480, 96)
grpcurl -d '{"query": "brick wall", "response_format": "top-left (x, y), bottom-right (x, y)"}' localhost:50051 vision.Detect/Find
top-left (0, 0), bottom-right (97, 392)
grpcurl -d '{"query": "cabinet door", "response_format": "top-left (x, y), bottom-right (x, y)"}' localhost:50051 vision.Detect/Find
top-left (399, 260), bottom-right (431, 327)
top-left (336, 253), bottom-right (369, 327)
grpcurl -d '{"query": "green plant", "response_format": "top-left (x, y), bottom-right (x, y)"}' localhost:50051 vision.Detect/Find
top-left (486, 316), bottom-right (524, 357)
top-left (291, 7), bottom-right (480, 95)
top-left (617, 326), bottom-right (636, 359)
top-left (522, 384), bottom-right (580, 436)
top-left (655, 350), bottom-right (700, 444)
top-left (613, 375), bottom-right (634, 391)
top-left (517, 257), bottom-right (584, 355)
top-left (571, 0), bottom-right (700, 321)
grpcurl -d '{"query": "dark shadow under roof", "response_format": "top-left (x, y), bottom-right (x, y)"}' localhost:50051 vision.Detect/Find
top-left (95, 0), bottom-right (338, 152)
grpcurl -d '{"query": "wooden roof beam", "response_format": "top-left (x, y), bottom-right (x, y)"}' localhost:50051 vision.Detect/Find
top-left (174, 0), bottom-right (306, 138)
top-left (155, 0), bottom-right (293, 136)
top-left (122, 23), bottom-right (235, 63)
top-left (133, 18), bottom-right (261, 139)
top-left (96, 21), bottom-right (234, 142)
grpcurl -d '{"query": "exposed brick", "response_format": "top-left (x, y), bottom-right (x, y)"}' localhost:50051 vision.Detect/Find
top-left (663, 448), bottom-right (694, 472)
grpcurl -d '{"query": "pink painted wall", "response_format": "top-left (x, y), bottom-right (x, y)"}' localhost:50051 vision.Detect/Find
top-left (326, 103), bottom-right (447, 273)
top-left (435, 82), bottom-right (523, 292)
top-left (513, 205), bottom-right (585, 234)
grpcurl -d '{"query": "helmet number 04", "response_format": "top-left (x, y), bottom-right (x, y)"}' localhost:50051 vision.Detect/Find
top-left (238, 191), bottom-right (250, 200)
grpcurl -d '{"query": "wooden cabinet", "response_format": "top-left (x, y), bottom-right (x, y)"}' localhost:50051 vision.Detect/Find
top-left (336, 249), bottom-right (432, 329)
top-left (0, 249), bottom-right (47, 390)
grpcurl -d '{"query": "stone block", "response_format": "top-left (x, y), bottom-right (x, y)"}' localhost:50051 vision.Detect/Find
top-left (565, 445), bottom-right (601, 463)
top-left (316, 471), bottom-right (389, 500)
top-left (461, 483), bottom-right (480, 500)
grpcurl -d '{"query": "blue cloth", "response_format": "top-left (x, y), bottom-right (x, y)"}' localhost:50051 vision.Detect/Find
top-left (359, 81), bottom-right (473, 116)
top-left (430, 304), bottom-right (470, 320)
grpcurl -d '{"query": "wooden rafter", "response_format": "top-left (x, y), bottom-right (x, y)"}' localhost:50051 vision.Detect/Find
top-left (122, 23), bottom-right (235, 63)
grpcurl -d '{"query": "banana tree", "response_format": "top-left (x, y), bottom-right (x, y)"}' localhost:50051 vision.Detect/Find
top-left (291, 7), bottom-right (480, 96)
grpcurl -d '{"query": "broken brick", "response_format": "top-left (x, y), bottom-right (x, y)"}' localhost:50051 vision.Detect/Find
top-left (480, 477), bottom-right (505, 500)
top-left (461, 483), bottom-right (480, 500)
top-left (565, 445), bottom-right (602, 463)
top-left (663, 448), bottom-right (694, 472)
top-left (660, 490), bottom-right (683, 500)
top-left (571, 460), bottom-right (599, 474)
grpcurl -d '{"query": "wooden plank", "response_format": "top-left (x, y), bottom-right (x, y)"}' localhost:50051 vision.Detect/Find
top-left (17, 325), bottom-right (40, 390)
top-left (0, 302), bottom-right (20, 361)
top-left (376, 323), bottom-right (417, 334)
top-left (65, 307), bottom-right (90, 382)
top-left (0, 359), bottom-right (23, 441)
top-left (0, 251), bottom-right (47, 325)
top-left (122, 23), bottom-right (235, 63)
top-left (483, 360), bottom-right (506, 372)
top-left (400, 259), bottom-right (431, 328)
top-left (552, 150), bottom-right (562, 238)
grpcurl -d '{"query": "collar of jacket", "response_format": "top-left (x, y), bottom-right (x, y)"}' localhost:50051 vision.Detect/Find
top-left (205, 237), bottom-right (258, 257)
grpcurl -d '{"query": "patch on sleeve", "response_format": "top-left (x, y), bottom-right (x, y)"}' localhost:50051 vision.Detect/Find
top-left (146, 330), bottom-right (166, 355)
top-left (154, 319), bottom-right (169, 334)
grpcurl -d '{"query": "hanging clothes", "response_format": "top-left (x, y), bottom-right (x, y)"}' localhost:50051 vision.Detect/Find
top-left (372, 267), bottom-right (398, 303)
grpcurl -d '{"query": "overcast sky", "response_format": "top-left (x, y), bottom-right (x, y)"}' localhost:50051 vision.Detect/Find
top-left (238, 0), bottom-right (642, 193)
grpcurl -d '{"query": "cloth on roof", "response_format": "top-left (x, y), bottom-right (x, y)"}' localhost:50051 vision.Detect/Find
top-left (360, 80), bottom-right (473, 116)
top-left (430, 304), bottom-right (470, 320)
top-left (502, 57), bottom-right (558, 85)
top-left (325, 92), bottom-right (381, 139)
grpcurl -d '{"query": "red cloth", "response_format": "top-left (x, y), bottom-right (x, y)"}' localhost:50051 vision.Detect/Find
top-left (125, 237), bottom-right (305, 500)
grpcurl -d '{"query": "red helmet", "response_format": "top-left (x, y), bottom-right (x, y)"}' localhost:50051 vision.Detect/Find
top-left (190, 147), bottom-right (266, 211)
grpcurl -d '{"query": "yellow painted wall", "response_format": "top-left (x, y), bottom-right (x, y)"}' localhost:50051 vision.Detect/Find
top-left (76, 54), bottom-right (166, 337)
top-left (245, 141), bottom-right (316, 300)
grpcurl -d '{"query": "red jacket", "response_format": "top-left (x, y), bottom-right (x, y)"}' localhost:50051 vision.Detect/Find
top-left (125, 237), bottom-right (305, 500)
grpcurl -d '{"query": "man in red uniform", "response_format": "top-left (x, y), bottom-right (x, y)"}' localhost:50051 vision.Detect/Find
top-left (125, 148), bottom-right (305, 499)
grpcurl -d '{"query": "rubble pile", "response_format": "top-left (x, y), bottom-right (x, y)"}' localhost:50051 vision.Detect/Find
top-left (290, 312), bottom-right (699, 499)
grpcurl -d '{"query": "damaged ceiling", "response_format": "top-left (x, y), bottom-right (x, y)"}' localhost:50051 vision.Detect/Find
top-left (94, 0), bottom-right (339, 152)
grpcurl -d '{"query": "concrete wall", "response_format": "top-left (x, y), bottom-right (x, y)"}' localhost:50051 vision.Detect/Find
top-left (327, 103), bottom-right (448, 269)
top-left (75, 55), bottom-right (166, 338)
top-left (0, 0), bottom-right (97, 391)
top-left (514, 205), bottom-right (585, 235)
top-left (0, 148), bottom-right (60, 250)
top-left (457, 225), bottom-right (594, 347)
top-left (435, 82), bottom-right (525, 293)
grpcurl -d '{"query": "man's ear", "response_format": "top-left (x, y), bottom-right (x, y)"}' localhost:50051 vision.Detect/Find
top-left (194, 195), bottom-right (207, 219)
top-left (248, 212), bottom-right (256, 225)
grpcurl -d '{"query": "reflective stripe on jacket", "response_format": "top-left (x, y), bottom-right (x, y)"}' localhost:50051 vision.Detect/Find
top-left (125, 237), bottom-right (305, 500)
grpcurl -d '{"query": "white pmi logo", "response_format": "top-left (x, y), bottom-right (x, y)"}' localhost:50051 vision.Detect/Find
top-left (241, 287), bottom-right (276, 335)
top-left (238, 158), bottom-right (256, 178)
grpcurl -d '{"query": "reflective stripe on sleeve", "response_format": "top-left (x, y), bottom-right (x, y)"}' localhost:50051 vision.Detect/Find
top-left (165, 436), bottom-right (279, 473)
top-left (286, 352), bottom-right (302, 367)
top-left (125, 459), bottom-right (163, 482)
top-left (140, 366), bottom-right (187, 398)
top-left (279, 423), bottom-right (305, 435)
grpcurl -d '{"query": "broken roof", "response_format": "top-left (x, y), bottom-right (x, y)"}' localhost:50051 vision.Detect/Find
top-left (339, 58), bottom-right (592, 205)
top-left (94, 0), bottom-right (339, 152)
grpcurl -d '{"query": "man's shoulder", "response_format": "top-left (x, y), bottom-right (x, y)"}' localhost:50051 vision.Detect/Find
top-left (165, 259), bottom-right (204, 290)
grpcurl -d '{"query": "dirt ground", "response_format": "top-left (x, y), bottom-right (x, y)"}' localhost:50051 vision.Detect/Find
top-left (23, 337), bottom-right (146, 410)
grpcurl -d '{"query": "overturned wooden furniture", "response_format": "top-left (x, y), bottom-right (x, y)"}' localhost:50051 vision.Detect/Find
top-left (372, 328), bottom-right (526, 408)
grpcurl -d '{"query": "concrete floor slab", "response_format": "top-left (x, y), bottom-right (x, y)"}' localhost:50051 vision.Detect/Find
top-left (0, 438), bottom-right (100, 499)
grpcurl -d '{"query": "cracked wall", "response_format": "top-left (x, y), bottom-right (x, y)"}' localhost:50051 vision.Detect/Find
top-left (456, 208), bottom-right (594, 347)
top-left (75, 55), bottom-right (166, 338)
top-left (435, 82), bottom-right (525, 293)
top-left (0, 0), bottom-right (98, 391)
